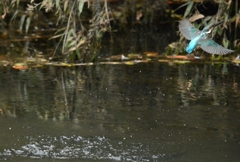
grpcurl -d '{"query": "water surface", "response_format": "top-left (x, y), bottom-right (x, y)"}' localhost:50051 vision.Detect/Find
top-left (0, 62), bottom-right (240, 161)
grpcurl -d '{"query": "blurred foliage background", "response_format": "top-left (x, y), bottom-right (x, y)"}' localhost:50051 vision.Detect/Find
top-left (0, 0), bottom-right (239, 62)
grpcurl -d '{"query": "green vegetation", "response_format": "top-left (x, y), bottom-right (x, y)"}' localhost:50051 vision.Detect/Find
top-left (0, 0), bottom-right (239, 63)
top-left (1, 0), bottom-right (112, 62)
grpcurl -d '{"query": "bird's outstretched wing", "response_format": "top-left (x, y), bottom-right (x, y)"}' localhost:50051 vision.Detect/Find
top-left (179, 19), bottom-right (200, 40)
top-left (199, 39), bottom-right (234, 55)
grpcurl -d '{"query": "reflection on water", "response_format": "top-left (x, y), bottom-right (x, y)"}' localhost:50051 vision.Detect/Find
top-left (0, 62), bottom-right (240, 161)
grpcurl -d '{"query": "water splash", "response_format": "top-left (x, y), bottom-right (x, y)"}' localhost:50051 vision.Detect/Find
top-left (0, 135), bottom-right (185, 161)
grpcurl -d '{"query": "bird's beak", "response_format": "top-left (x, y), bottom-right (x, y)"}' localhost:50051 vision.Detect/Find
top-left (209, 21), bottom-right (224, 32)
top-left (212, 21), bottom-right (224, 28)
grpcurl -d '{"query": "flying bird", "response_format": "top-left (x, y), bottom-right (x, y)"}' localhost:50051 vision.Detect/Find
top-left (179, 19), bottom-right (234, 55)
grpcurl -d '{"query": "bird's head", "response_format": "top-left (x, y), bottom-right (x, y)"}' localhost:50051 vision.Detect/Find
top-left (202, 21), bottom-right (224, 34)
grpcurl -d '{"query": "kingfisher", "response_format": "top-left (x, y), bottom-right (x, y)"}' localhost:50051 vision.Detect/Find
top-left (179, 19), bottom-right (234, 55)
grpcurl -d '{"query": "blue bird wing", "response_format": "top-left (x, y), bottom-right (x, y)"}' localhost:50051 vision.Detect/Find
top-left (198, 39), bottom-right (234, 55)
top-left (179, 19), bottom-right (200, 40)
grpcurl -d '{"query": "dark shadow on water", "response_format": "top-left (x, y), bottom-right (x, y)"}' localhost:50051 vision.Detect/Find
top-left (99, 22), bottom-right (178, 58)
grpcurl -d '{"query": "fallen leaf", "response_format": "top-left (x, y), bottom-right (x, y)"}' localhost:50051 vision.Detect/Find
top-left (12, 63), bottom-right (28, 70)
top-left (189, 14), bottom-right (205, 22)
